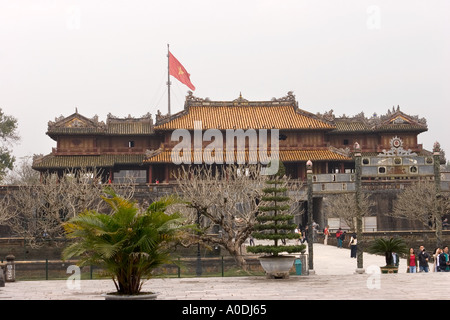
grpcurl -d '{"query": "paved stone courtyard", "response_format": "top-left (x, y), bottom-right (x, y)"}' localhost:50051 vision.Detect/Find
top-left (0, 243), bottom-right (449, 300)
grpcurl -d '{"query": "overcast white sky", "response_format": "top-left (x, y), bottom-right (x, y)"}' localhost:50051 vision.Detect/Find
top-left (0, 0), bottom-right (449, 163)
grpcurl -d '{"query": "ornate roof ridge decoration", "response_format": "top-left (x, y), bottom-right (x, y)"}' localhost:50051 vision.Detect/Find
top-left (155, 108), bottom-right (188, 126)
top-left (316, 109), bottom-right (336, 122)
top-left (47, 111), bottom-right (106, 130)
top-left (184, 91), bottom-right (298, 108)
top-left (328, 145), bottom-right (351, 158)
top-left (378, 136), bottom-right (417, 157)
top-left (155, 91), bottom-right (319, 128)
top-left (233, 92), bottom-right (248, 104)
top-left (145, 147), bottom-right (163, 158)
top-left (48, 109), bottom-right (105, 129)
top-left (106, 112), bottom-right (153, 123)
top-left (154, 91), bottom-right (335, 130)
top-left (321, 105), bottom-right (427, 130)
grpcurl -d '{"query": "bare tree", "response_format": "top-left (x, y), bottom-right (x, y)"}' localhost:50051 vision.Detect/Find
top-left (390, 181), bottom-right (450, 246)
top-left (175, 164), bottom-right (304, 268)
top-left (325, 192), bottom-right (376, 231)
top-left (0, 167), bottom-right (137, 247)
top-left (2, 155), bottom-right (40, 185)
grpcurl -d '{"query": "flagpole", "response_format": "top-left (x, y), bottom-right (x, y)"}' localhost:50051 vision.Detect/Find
top-left (167, 44), bottom-right (171, 115)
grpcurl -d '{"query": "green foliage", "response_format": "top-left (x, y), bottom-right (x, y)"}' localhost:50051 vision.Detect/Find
top-left (252, 233), bottom-right (299, 241)
top-left (261, 195), bottom-right (290, 202)
top-left (248, 245), bottom-right (306, 255)
top-left (247, 161), bottom-right (305, 256)
top-left (259, 205), bottom-right (291, 212)
top-left (262, 187), bottom-right (287, 194)
top-left (368, 237), bottom-right (409, 266)
top-left (255, 215), bottom-right (293, 222)
top-left (62, 189), bottom-right (187, 295)
top-left (0, 108), bottom-right (19, 180)
top-left (253, 223), bottom-right (298, 231)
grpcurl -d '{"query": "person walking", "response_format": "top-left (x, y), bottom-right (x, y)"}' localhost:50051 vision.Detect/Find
top-left (438, 246), bottom-right (450, 272)
top-left (312, 221), bottom-right (319, 243)
top-left (392, 251), bottom-right (399, 267)
top-left (340, 231), bottom-right (346, 250)
top-left (249, 235), bottom-right (255, 246)
top-left (418, 245), bottom-right (430, 272)
top-left (407, 248), bottom-right (418, 273)
top-left (301, 225), bottom-right (308, 244)
top-left (335, 228), bottom-right (343, 248)
top-left (349, 233), bottom-right (357, 258)
top-left (294, 227), bottom-right (300, 245)
top-left (432, 248), bottom-right (441, 272)
top-left (323, 225), bottom-right (330, 245)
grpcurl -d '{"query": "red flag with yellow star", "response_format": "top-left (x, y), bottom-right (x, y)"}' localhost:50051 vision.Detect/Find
top-left (168, 51), bottom-right (195, 91)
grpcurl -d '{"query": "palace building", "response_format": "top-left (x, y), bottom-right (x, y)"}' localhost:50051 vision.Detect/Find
top-left (32, 91), bottom-right (430, 184)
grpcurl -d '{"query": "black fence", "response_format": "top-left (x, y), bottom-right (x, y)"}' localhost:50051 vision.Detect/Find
top-left (7, 256), bottom-right (304, 281)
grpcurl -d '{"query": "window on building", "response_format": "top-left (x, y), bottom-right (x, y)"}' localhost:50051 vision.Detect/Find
top-left (128, 141), bottom-right (135, 148)
top-left (113, 170), bottom-right (146, 184)
top-left (363, 217), bottom-right (377, 232)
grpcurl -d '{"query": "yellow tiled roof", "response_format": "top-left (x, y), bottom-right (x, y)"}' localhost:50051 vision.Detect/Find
top-left (144, 149), bottom-right (351, 164)
top-left (32, 154), bottom-right (146, 170)
top-left (333, 121), bottom-right (372, 133)
top-left (106, 121), bottom-right (153, 135)
top-left (155, 106), bottom-right (335, 131)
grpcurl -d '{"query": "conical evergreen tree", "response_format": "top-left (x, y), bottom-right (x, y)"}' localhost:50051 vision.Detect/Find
top-left (247, 161), bottom-right (305, 256)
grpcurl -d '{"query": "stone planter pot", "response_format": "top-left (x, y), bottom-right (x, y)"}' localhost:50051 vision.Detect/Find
top-left (259, 255), bottom-right (296, 279)
top-left (102, 292), bottom-right (158, 300)
top-left (380, 266), bottom-right (398, 274)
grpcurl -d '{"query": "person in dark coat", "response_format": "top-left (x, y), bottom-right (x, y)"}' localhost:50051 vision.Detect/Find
top-left (439, 246), bottom-right (450, 272)
top-left (418, 246), bottom-right (430, 272)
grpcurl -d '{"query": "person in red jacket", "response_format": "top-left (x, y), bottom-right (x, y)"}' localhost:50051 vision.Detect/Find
top-left (324, 225), bottom-right (330, 245)
top-left (335, 228), bottom-right (343, 248)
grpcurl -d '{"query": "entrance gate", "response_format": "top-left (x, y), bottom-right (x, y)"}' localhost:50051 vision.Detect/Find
top-left (304, 138), bottom-right (449, 273)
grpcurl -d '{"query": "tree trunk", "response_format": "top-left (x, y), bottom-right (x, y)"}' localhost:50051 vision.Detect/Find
top-left (225, 242), bottom-right (248, 271)
top-left (435, 216), bottom-right (443, 248)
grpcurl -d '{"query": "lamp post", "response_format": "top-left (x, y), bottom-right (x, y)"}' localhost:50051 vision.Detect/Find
top-left (306, 160), bottom-right (315, 275)
top-left (196, 210), bottom-right (202, 277)
top-left (433, 143), bottom-right (442, 248)
top-left (354, 142), bottom-right (365, 274)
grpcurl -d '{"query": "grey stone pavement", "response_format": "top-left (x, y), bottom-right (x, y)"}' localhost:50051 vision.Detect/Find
top-left (1, 243), bottom-right (449, 300)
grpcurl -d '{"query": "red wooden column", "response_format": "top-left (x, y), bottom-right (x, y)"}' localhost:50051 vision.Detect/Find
top-left (298, 163), bottom-right (305, 180)
top-left (108, 169), bottom-right (113, 183)
top-left (164, 165), bottom-right (169, 183)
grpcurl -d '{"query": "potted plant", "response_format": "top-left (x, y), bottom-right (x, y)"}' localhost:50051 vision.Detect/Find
top-left (62, 189), bottom-right (186, 299)
top-left (247, 161), bottom-right (306, 278)
top-left (367, 237), bottom-right (408, 274)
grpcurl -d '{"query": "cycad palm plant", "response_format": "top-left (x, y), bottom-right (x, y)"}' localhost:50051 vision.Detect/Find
top-left (62, 189), bottom-right (185, 295)
top-left (368, 237), bottom-right (409, 267)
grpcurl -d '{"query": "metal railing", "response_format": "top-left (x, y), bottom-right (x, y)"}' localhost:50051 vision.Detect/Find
top-left (9, 256), bottom-right (278, 281)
